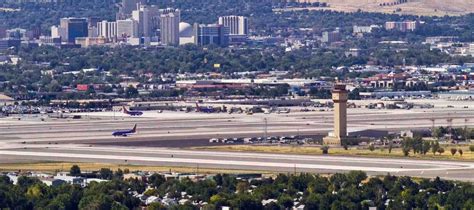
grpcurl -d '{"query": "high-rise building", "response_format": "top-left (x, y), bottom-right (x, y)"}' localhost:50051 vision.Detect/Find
top-left (117, 0), bottom-right (144, 20)
top-left (132, 5), bottom-right (154, 37)
top-left (160, 9), bottom-right (180, 45)
top-left (117, 19), bottom-right (139, 38)
top-left (87, 17), bottom-right (101, 29)
top-left (97, 21), bottom-right (117, 40)
top-left (322, 31), bottom-right (341, 43)
top-left (51, 26), bottom-right (63, 39)
top-left (194, 24), bottom-right (229, 47)
top-left (218, 16), bottom-right (248, 36)
top-left (60, 18), bottom-right (88, 43)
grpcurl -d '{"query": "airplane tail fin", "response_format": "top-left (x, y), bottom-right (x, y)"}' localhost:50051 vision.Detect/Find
top-left (132, 124), bottom-right (137, 133)
top-left (123, 106), bottom-right (129, 114)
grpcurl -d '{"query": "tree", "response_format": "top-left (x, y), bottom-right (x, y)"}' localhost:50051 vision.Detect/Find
top-left (148, 203), bottom-right (167, 210)
top-left (263, 201), bottom-right (281, 210)
top-left (114, 168), bottom-right (123, 180)
top-left (214, 174), bottom-right (223, 186)
top-left (437, 148), bottom-right (445, 155)
top-left (458, 149), bottom-right (463, 156)
top-left (369, 144), bottom-right (375, 151)
top-left (70, 165), bottom-right (81, 176)
top-left (98, 168), bottom-right (113, 180)
top-left (321, 146), bottom-right (329, 155)
top-left (422, 141), bottom-right (431, 155)
top-left (346, 171), bottom-right (367, 185)
top-left (402, 147), bottom-right (410, 156)
top-left (388, 141), bottom-right (393, 154)
top-left (78, 195), bottom-right (112, 210)
top-left (450, 148), bottom-right (457, 156)
top-left (236, 182), bottom-right (249, 194)
top-left (431, 142), bottom-right (440, 155)
top-left (233, 194), bottom-right (262, 210)
top-left (277, 194), bottom-right (293, 209)
top-left (148, 174), bottom-right (165, 188)
top-left (432, 127), bottom-right (443, 139)
top-left (125, 86), bottom-right (139, 98)
top-left (470, 145), bottom-right (474, 152)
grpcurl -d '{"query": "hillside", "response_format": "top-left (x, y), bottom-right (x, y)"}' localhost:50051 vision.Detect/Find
top-left (295, 0), bottom-right (474, 16)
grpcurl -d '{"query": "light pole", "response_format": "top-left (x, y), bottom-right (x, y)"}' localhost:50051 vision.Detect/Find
top-left (264, 117), bottom-right (268, 141)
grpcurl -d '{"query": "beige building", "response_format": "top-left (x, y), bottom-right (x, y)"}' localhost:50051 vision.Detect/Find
top-left (0, 93), bottom-right (14, 106)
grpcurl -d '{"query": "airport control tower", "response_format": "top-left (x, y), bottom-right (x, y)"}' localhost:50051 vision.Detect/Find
top-left (323, 84), bottom-right (352, 145)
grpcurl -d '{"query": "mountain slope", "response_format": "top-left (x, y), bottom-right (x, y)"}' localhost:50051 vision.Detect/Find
top-left (297, 0), bottom-right (474, 16)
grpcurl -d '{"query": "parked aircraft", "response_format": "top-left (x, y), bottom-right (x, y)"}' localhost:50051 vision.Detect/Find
top-left (123, 106), bottom-right (143, 116)
top-left (195, 103), bottom-right (217, 113)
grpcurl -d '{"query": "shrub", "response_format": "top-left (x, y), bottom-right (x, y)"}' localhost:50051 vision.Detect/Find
top-left (321, 146), bottom-right (329, 155)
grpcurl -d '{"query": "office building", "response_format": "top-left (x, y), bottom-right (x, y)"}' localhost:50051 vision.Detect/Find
top-left (6, 28), bottom-right (27, 39)
top-left (51, 26), bottom-right (63, 38)
top-left (0, 38), bottom-right (21, 50)
top-left (132, 5), bottom-right (150, 37)
top-left (194, 24), bottom-right (229, 47)
top-left (60, 18), bottom-right (88, 43)
top-left (39, 36), bottom-right (61, 46)
top-left (353, 25), bottom-right (380, 34)
top-left (75, 37), bottom-right (108, 48)
top-left (425, 36), bottom-right (459, 45)
top-left (97, 21), bottom-right (117, 40)
top-left (117, 19), bottom-right (139, 38)
top-left (218, 16), bottom-right (248, 36)
top-left (322, 31), bottom-right (341, 43)
top-left (160, 10), bottom-right (180, 45)
top-left (87, 17), bottom-right (101, 29)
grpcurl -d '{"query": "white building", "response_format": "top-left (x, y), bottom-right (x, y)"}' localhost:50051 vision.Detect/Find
top-left (132, 5), bottom-right (151, 37)
top-left (179, 22), bottom-right (194, 45)
top-left (218, 16), bottom-right (248, 36)
top-left (117, 19), bottom-right (139, 38)
top-left (50, 25), bottom-right (64, 39)
top-left (353, 25), bottom-right (380, 34)
top-left (160, 9), bottom-right (180, 45)
top-left (97, 21), bottom-right (117, 40)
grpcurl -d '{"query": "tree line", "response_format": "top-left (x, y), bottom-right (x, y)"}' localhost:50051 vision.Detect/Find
top-left (0, 167), bottom-right (473, 209)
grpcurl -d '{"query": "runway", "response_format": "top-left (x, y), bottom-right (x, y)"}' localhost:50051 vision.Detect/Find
top-left (1, 144), bottom-right (474, 181)
top-left (0, 107), bottom-right (473, 146)
top-left (0, 103), bottom-right (473, 181)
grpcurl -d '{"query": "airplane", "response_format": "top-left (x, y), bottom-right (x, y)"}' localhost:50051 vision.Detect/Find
top-left (122, 106), bottom-right (143, 116)
top-left (112, 124), bottom-right (137, 137)
top-left (195, 103), bottom-right (217, 113)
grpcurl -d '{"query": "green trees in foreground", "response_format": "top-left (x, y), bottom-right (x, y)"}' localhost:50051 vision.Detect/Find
top-left (0, 170), bottom-right (473, 210)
